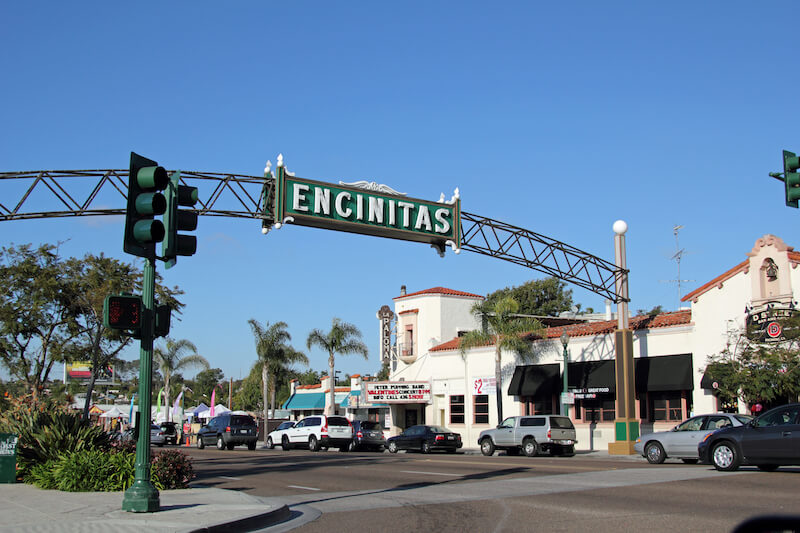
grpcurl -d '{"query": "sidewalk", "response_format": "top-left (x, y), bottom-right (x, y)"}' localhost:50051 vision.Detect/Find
top-left (0, 483), bottom-right (290, 533)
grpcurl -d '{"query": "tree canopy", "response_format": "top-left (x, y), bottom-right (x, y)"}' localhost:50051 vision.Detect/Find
top-left (484, 277), bottom-right (574, 317)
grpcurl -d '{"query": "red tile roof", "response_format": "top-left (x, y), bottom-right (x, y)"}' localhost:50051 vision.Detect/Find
top-left (430, 310), bottom-right (693, 352)
top-left (394, 287), bottom-right (484, 300)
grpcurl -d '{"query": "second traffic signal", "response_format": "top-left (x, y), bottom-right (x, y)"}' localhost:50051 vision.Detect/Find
top-left (124, 152), bottom-right (169, 258)
top-left (162, 171), bottom-right (199, 268)
top-left (783, 150), bottom-right (800, 208)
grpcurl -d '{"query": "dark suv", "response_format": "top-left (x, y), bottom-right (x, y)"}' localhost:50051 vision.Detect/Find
top-left (348, 420), bottom-right (386, 452)
top-left (159, 422), bottom-right (178, 445)
top-left (196, 413), bottom-right (258, 450)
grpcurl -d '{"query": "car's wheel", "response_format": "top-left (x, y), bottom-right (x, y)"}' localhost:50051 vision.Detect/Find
top-left (197, 437), bottom-right (204, 450)
top-left (757, 464), bottom-right (779, 472)
top-left (309, 435), bottom-right (320, 452)
top-left (711, 441), bottom-right (741, 472)
top-left (266, 437), bottom-right (274, 450)
top-left (247, 441), bottom-right (256, 451)
top-left (681, 458), bottom-right (699, 464)
top-left (522, 438), bottom-right (538, 457)
top-left (645, 442), bottom-right (666, 464)
top-left (388, 441), bottom-right (398, 453)
top-left (216, 436), bottom-right (225, 450)
top-left (421, 441), bottom-right (431, 454)
top-left (480, 438), bottom-right (495, 456)
top-left (281, 435), bottom-right (291, 451)
top-left (348, 440), bottom-right (357, 452)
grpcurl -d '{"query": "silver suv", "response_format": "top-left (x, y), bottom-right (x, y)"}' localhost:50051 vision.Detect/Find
top-left (282, 415), bottom-right (353, 452)
top-left (478, 415), bottom-right (577, 457)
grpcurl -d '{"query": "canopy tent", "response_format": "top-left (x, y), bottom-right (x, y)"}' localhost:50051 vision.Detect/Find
top-left (99, 406), bottom-right (129, 419)
top-left (199, 404), bottom-right (230, 419)
top-left (185, 403), bottom-right (209, 419)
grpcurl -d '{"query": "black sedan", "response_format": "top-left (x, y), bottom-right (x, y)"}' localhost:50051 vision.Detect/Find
top-left (698, 403), bottom-right (800, 471)
top-left (387, 425), bottom-right (462, 454)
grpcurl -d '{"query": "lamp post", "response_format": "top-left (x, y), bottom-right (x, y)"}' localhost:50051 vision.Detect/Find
top-left (560, 331), bottom-right (570, 417)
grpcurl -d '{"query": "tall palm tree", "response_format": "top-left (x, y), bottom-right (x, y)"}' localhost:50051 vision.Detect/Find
top-left (153, 338), bottom-right (209, 422)
top-left (307, 318), bottom-right (368, 415)
top-left (459, 296), bottom-right (542, 423)
top-left (248, 320), bottom-right (307, 424)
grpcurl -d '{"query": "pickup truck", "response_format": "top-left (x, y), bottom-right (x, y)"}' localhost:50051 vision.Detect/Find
top-left (478, 415), bottom-right (577, 457)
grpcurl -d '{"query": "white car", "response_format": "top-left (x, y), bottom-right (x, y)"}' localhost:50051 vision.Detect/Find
top-left (282, 415), bottom-right (353, 452)
top-left (265, 421), bottom-right (295, 449)
top-left (634, 413), bottom-right (753, 464)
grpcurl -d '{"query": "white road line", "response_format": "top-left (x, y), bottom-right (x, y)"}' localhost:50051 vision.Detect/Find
top-left (400, 470), bottom-right (463, 477)
top-left (288, 485), bottom-right (322, 491)
top-left (219, 476), bottom-right (241, 481)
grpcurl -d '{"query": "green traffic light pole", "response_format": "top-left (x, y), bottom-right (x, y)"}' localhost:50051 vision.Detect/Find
top-left (122, 256), bottom-right (159, 513)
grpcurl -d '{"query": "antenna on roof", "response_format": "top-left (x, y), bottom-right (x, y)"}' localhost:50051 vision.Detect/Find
top-left (660, 225), bottom-right (695, 309)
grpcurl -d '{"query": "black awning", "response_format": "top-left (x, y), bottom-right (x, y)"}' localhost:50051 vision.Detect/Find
top-left (567, 360), bottom-right (616, 392)
top-left (507, 363), bottom-right (560, 397)
top-left (635, 354), bottom-right (694, 392)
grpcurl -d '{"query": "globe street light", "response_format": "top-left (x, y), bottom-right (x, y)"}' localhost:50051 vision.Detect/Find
top-left (560, 331), bottom-right (570, 417)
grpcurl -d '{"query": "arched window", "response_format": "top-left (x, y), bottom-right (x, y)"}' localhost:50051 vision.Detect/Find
top-left (760, 258), bottom-right (780, 299)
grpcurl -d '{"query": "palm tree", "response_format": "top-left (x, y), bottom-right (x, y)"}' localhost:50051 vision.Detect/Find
top-left (307, 318), bottom-right (369, 415)
top-left (459, 296), bottom-right (542, 423)
top-left (153, 338), bottom-right (209, 422)
top-left (248, 319), bottom-right (308, 425)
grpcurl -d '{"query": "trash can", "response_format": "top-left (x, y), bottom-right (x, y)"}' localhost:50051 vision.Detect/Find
top-left (0, 433), bottom-right (18, 483)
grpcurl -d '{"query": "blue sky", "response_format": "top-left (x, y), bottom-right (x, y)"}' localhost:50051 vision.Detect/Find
top-left (1, 2), bottom-right (798, 383)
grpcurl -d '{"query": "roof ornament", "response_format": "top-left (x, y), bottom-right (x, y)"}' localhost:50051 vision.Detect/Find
top-left (338, 180), bottom-right (407, 196)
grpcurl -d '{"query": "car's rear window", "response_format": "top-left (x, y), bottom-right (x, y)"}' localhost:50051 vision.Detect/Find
top-left (360, 421), bottom-right (381, 431)
top-left (231, 415), bottom-right (255, 426)
top-left (428, 425), bottom-right (451, 433)
top-left (549, 416), bottom-right (574, 429)
top-left (327, 416), bottom-right (350, 426)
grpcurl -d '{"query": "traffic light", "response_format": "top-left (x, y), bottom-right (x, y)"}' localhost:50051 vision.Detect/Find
top-left (103, 294), bottom-right (142, 333)
top-left (124, 152), bottom-right (169, 258)
top-left (782, 150), bottom-right (800, 208)
top-left (154, 304), bottom-right (171, 338)
top-left (162, 171), bottom-right (199, 268)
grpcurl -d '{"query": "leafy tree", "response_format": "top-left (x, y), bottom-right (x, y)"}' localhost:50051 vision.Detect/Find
top-left (153, 338), bottom-right (209, 422)
top-left (484, 277), bottom-right (574, 317)
top-left (190, 368), bottom-right (225, 406)
top-left (0, 244), bottom-right (82, 402)
top-left (295, 368), bottom-right (322, 386)
top-left (376, 362), bottom-right (390, 381)
top-left (307, 318), bottom-right (368, 415)
top-left (460, 296), bottom-right (542, 422)
top-left (705, 316), bottom-right (800, 409)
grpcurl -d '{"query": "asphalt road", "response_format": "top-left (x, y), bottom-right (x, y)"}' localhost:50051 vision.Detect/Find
top-left (184, 446), bottom-right (800, 532)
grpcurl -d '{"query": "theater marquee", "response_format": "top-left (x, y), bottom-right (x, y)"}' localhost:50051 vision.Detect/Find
top-left (366, 381), bottom-right (432, 403)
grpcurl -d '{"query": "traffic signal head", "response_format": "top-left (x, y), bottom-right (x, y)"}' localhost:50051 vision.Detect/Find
top-left (162, 171), bottom-right (199, 268)
top-left (783, 150), bottom-right (800, 208)
top-left (124, 153), bottom-right (169, 258)
top-left (103, 294), bottom-right (142, 333)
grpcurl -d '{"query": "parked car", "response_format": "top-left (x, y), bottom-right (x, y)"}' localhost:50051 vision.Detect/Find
top-left (283, 415), bottom-right (353, 452)
top-left (698, 403), bottom-right (800, 471)
top-left (387, 425), bottom-right (462, 454)
top-left (196, 412), bottom-right (258, 450)
top-left (150, 424), bottom-right (165, 447)
top-left (159, 421), bottom-right (179, 445)
top-left (478, 415), bottom-right (576, 457)
top-left (349, 420), bottom-right (386, 452)
top-left (634, 413), bottom-right (753, 464)
top-left (266, 421), bottom-right (295, 449)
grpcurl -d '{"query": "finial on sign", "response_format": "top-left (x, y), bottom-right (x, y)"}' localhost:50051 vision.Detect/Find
top-left (264, 160), bottom-right (272, 176)
top-left (439, 192), bottom-right (445, 203)
top-left (277, 154), bottom-right (284, 167)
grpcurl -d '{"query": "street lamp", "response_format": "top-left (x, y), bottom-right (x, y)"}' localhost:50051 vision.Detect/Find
top-left (560, 331), bottom-right (570, 417)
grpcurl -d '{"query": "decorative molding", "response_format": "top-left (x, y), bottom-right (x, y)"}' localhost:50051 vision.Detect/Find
top-left (747, 234), bottom-right (794, 256)
top-left (338, 180), bottom-right (407, 196)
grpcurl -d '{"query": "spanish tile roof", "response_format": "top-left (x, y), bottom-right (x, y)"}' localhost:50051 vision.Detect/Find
top-left (394, 287), bottom-right (484, 300)
top-left (429, 310), bottom-right (693, 352)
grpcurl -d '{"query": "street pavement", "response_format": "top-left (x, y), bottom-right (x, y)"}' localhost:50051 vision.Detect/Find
top-left (0, 447), bottom-right (655, 533)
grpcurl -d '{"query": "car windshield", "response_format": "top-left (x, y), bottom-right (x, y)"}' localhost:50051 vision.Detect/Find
top-left (230, 415), bottom-right (255, 426)
top-left (549, 417), bottom-right (575, 429)
top-left (360, 421), bottom-right (381, 431)
top-left (278, 422), bottom-right (294, 430)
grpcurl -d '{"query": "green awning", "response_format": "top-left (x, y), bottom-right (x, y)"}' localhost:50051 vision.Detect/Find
top-left (283, 392), bottom-right (325, 410)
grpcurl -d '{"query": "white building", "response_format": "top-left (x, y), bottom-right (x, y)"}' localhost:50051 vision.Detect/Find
top-left (378, 234), bottom-right (800, 451)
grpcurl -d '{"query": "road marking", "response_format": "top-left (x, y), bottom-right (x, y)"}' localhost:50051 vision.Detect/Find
top-left (288, 485), bottom-right (321, 491)
top-left (219, 476), bottom-right (241, 480)
top-left (400, 470), bottom-right (464, 477)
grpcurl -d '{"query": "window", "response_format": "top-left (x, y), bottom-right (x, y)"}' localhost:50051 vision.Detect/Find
top-left (523, 397), bottom-right (553, 415)
top-left (473, 395), bottom-right (489, 424)
top-left (450, 395), bottom-right (465, 424)
top-left (650, 392), bottom-right (682, 421)
top-left (675, 417), bottom-right (704, 432)
top-left (582, 399), bottom-right (615, 422)
top-left (520, 417), bottom-right (545, 427)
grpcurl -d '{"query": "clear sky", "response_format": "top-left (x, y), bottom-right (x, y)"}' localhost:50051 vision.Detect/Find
top-left (1, 2), bottom-right (797, 384)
